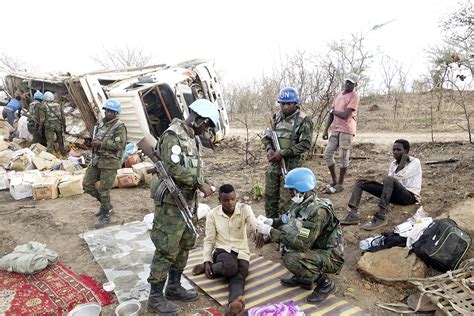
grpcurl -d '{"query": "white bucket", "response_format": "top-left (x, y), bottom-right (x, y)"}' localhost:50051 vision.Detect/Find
top-left (114, 299), bottom-right (141, 316)
top-left (67, 302), bottom-right (102, 316)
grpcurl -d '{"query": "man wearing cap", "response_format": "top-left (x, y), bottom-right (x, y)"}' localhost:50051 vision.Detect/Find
top-left (322, 74), bottom-right (360, 194)
top-left (83, 99), bottom-right (127, 228)
top-left (146, 99), bottom-right (218, 315)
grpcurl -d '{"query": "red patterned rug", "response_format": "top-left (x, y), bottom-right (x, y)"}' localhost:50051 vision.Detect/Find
top-left (0, 262), bottom-right (113, 315)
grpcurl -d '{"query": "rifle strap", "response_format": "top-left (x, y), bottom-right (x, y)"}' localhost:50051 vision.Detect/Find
top-left (45, 104), bottom-right (63, 124)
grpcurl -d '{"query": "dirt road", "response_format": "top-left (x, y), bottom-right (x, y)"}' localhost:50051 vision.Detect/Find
top-left (228, 127), bottom-right (470, 145)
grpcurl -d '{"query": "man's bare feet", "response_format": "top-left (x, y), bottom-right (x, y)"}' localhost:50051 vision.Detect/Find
top-left (192, 263), bottom-right (205, 275)
top-left (226, 296), bottom-right (245, 316)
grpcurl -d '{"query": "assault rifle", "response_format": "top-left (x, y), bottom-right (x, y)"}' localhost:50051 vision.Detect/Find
top-left (264, 128), bottom-right (288, 178)
top-left (89, 125), bottom-right (98, 165)
top-left (137, 137), bottom-right (198, 236)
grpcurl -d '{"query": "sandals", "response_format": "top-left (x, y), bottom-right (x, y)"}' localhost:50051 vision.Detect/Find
top-left (325, 184), bottom-right (344, 194)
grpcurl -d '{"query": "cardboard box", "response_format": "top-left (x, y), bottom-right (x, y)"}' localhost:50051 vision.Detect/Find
top-left (0, 150), bottom-right (15, 168)
top-left (32, 156), bottom-right (55, 171)
top-left (58, 175), bottom-right (84, 197)
top-left (29, 143), bottom-right (47, 155)
top-left (0, 139), bottom-right (9, 151)
top-left (9, 155), bottom-right (30, 171)
top-left (0, 168), bottom-right (12, 190)
top-left (9, 170), bottom-right (41, 200)
top-left (32, 177), bottom-right (59, 200)
top-left (116, 171), bottom-right (140, 188)
top-left (132, 162), bottom-right (154, 185)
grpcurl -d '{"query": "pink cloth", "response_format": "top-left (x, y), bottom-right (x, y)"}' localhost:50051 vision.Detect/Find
top-left (247, 301), bottom-right (302, 316)
top-left (332, 91), bottom-right (359, 135)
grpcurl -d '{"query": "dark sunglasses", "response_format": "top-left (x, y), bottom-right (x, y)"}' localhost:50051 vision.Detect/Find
top-left (279, 102), bottom-right (296, 105)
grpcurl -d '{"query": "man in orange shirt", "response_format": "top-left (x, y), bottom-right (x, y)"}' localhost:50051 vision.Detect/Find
top-left (322, 74), bottom-right (360, 194)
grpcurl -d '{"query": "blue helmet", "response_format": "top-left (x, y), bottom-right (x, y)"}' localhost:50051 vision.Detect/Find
top-left (103, 99), bottom-right (121, 113)
top-left (43, 91), bottom-right (54, 102)
top-left (33, 91), bottom-right (43, 101)
top-left (277, 87), bottom-right (300, 105)
top-left (189, 99), bottom-right (219, 128)
top-left (284, 167), bottom-right (317, 193)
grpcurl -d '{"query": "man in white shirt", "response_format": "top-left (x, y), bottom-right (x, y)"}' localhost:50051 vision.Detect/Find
top-left (340, 139), bottom-right (422, 230)
top-left (192, 184), bottom-right (257, 314)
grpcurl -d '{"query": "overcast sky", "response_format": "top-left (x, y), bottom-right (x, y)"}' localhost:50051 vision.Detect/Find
top-left (1, 0), bottom-right (457, 86)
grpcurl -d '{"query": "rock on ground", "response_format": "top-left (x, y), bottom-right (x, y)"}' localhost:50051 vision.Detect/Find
top-left (357, 247), bottom-right (428, 288)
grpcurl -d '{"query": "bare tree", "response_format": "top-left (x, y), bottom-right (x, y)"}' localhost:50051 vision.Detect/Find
top-left (91, 45), bottom-right (152, 69)
top-left (440, 0), bottom-right (473, 54)
top-left (0, 53), bottom-right (27, 73)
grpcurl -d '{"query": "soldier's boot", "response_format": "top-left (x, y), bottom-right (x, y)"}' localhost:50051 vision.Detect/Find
top-left (95, 206), bottom-right (113, 217)
top-left (165, 270), bottom-right (198, 302)
top-left (94, 209), bottom-right (111, 229)
top-left (280, 274), bottom-right (314, 290)
top-left (305, 274), bottom-right (336, 303)
top-left (147, 282), bottom-right (181, 315)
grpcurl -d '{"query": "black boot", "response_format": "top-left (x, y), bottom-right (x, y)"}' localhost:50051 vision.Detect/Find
top-left (94, 209), bottom-right (111, 229)
top-left (147, 282), bottom-right (181, 315)
top-left (280, 274), bottom-right (313, 290)
top-left (95, 206), bottom-right (113, 217)
top-left (165, 270), bottom-right (198, 302)
top-left (305, 274), bottom-right (335, 303)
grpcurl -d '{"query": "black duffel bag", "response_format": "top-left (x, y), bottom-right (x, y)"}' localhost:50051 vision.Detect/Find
top-left (412, 218), bottom-right (471, 272)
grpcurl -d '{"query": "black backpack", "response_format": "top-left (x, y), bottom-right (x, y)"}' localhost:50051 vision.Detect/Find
top-left (412, 218), bottom-right (471, 272)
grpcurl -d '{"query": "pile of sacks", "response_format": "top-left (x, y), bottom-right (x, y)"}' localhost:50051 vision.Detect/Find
top-left (0, 139), bottom-right (155, 201)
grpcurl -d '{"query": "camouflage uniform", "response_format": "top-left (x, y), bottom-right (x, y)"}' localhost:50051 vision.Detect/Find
top-left (39, 100), bottom-right (65, 153)
top-left (28, 100), bottom-right (46, 145)
top-left (148, 118), bottom-right (205, 284)
top-left (263, 110), bottom-right (314, 218)
top-left (83, 117), bottom-right (127, 211)
top-left (270, 194), bottom-right (344, 279)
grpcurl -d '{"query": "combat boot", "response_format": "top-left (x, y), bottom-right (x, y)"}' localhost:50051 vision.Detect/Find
top-left (280, 274), bottom-right (314, 290)
top-left (305, 274), bottom-right (335, 303)
top-left (95, 206), bottom-right (113, 217)
top-left (147, 281), bottom-right (181, 315)
top-left (94, 209), bottom-right (111, 229)
top-left (165, 270), bottom-right (198, 301)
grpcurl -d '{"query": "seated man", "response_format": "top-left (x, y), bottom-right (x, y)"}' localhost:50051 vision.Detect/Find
top-left (255, 168), bottom-right (344, 303)
top-left (193, 184), bottom-right (256, 314)
top-left (340, 139), bottom-right (422, 230)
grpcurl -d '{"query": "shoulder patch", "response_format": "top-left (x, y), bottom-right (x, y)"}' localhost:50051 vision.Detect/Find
top-left (298, 228), bottom-right (310, 238)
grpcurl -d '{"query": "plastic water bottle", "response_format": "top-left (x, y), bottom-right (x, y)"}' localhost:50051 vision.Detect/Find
top-left (359, 235), bottom-right (384, 251)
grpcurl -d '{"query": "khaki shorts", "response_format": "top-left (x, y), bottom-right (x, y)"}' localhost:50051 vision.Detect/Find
top-left (324, 131), bottom-right (353, 168)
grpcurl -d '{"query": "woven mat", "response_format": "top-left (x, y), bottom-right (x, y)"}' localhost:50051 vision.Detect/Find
top-left (0, 262), bottom-right (113, 315)
top-left (184, 248), bottom-right (368, 315)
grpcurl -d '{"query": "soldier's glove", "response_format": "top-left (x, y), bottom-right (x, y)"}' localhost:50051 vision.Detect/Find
top-left (256, 221), bottom-right (272, 236)
top-left (257, 215), bottom-right (273, 226)
top-left (263, 128), bottom-right (272, 139)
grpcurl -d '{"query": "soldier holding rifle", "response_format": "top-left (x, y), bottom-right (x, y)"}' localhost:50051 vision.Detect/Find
top-left (263, 87), bottom-right (314, 218)
top-left (144, 99), bottom-right (219, 315)
top-left (83, 99), bottom-right (127, 228)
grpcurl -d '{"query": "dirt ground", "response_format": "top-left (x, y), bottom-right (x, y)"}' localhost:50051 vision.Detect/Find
top-left (1, 92), bottom-right (474, 315)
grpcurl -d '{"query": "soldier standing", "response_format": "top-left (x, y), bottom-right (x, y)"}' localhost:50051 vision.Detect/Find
top-left (146, 99), bottom-right (218, 315)
top-left (256, 168), bottom-right (344, 303)
top-left (83, 99), bottom-right (127, 228)
top-left (27, 91), bottom-right (46, 145)
top-left (263, 87), bottom-right (314, 218)
top-left (39, 91), bottom-right (66, 154)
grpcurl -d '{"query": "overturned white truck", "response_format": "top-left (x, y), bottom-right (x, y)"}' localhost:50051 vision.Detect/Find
top-left (4, 59), bottom-right (230, 147)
